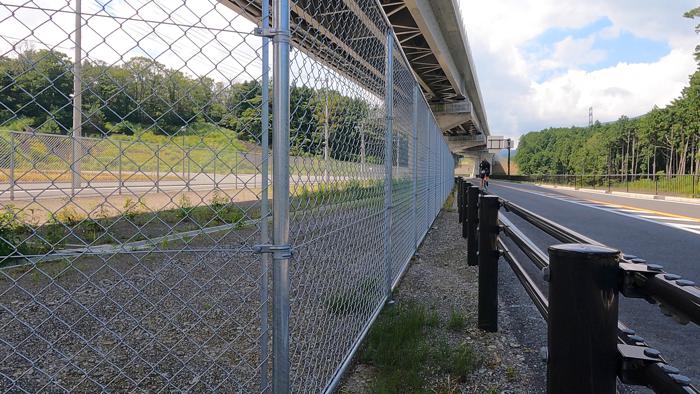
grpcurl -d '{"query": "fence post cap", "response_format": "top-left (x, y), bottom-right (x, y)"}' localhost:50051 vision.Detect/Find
top-left (548, 243), bottom-right (619, 257)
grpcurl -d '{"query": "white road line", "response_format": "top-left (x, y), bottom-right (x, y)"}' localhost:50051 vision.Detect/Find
top-left (637, 215), bottom-right (699, 222)
top-left (666, 223), bottom-right (700, 235)
top-left (493, 183), bottom-right (700, 237)
top-left (667, 223), bottom-right (700, 229)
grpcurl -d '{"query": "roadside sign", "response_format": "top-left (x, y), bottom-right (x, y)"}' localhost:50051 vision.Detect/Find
top-left (487, 136), bottom-right (511, 152)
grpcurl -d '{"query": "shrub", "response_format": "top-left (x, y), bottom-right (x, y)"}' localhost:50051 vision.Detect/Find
top-left (176, 195), bottom-right (193, 219)
top-left (52, 206), bottom-right (84, 226)
top-left (0, 205), bottom-right (28, 257)
top-left (109, 121), bottom-right (137, 135)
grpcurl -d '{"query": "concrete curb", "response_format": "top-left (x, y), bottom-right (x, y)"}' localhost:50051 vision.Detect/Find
top-left (534, 183), bottom-right (700, 206)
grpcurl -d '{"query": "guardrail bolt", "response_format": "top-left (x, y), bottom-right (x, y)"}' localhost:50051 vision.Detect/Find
top-left (542, 266), bottom-right (550, 282)
top-left (643, 348), bottom-right (661, 358)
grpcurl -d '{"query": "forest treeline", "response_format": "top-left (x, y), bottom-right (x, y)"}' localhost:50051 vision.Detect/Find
top-left (516, 8), bottom-right (700, 176)
top-left (0, 48), bottom-right (380, 160)
top-left (515, 69), bottom-right (700, 176)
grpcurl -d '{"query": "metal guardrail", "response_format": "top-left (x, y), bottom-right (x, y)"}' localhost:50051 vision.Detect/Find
top-left (492, 174), bottom-right (700, 199)
top-left (455, 177), bottom-right (700, 393)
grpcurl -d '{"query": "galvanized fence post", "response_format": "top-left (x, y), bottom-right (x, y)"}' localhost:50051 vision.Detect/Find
top-left (182, 139), bottom-right (186, 185)
top-left (271, 0), bottom-right (291, 391)
top-left (693, 173), bottom-right (697, 197)
top-left (478, 194), bottom-right (499, 332)
top-left (259, 0), bottom-right (271, 390)
top-left (655, 174), bottom-right (659, 195)
top-left (466, 185), bottom-right (479, 266)
top-left (235, 151), bottom-right (239, 189)
top-left (383, 30), bottom-right (394, 301)
top-left (118, 140), bottom-right (122, 195)
top-left (156, 144), bottom-right (160, 193)
top-left (9, 132), bottom-right (15, 201)
top-left (546, 244), bottom-right (620, 394)
top-left (411, 83), bottom-right (418, 250)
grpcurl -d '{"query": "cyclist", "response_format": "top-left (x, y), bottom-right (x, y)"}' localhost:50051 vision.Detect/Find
top-left (479, 158), bottom-right (491, 190)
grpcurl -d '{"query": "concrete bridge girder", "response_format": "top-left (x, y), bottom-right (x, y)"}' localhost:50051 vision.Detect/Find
top-left (436, 113), bottom-right (470, 131)
top-left (401, 0), bottom-right (490, 136)
top-left (446, 135), bottom-right (486, 153)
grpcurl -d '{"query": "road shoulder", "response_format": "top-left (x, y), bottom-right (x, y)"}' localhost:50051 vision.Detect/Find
top-left (339, 198), bottom-right (545, 393)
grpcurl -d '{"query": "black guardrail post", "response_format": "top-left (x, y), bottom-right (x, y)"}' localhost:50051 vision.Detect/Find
top-left (460, 180), bottom-right (470, 225)
top-left (455, 176), bottom-right (462, 223)
top-left (457, 177), bottom-right (464, 223)
top-left (461, 181), bottom-right (471, 237)
top-left (478, 194), bottom-right (500, 332)
top-left (466, 185), bottom-right (480, 265)
top-left (547, 244), bottom-right (620, 394)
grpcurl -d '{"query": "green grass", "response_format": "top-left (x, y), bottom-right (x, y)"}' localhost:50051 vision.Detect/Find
top-left (0, 179), bottom-right (389, 264)
top-left (447, 308), bottom-right (466, 332)
top-left (360, 303), bottom-right (429, 393)
top-left (359, 302), bottom-right (481, 392)
top-left (0, 119), bottom-right (384, 179)
top-left (443, 190), bottom-right (455, 210)
top-left (506, 366), bottom-right (518, 382)
top-left (0, 127), bottom-right (259, 177)
top-left (0, 197), bottom-right (253, 264)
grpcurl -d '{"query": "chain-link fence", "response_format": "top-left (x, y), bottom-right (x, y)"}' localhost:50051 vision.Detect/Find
top-left (0, 0), bottom-right (454, 392)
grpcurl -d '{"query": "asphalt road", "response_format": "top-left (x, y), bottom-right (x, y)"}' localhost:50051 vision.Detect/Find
top-left (0, 174), bottom-right (356, 201)
top-left (485, 180), bottom-right (700, 389)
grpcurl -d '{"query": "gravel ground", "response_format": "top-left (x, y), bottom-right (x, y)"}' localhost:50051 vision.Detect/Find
top-left (0, 185), bottom-right (432, 393)
top-left (340, 200), bottom-right (547, 393)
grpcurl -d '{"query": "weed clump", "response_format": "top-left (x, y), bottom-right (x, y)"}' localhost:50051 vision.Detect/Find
top-left (359, 302), bottom-right (481, 392)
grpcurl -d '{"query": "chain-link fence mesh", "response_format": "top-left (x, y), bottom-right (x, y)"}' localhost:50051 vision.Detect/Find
top-left (0, 0), bottom-right (454, 392)
top-left (285, 1), bottom-right (453, 391)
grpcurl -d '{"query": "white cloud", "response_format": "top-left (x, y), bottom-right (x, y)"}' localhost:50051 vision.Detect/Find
top-left (459, 0), bottom-right (699, 145)
top-left (539, 36), bottom-right (607, 71)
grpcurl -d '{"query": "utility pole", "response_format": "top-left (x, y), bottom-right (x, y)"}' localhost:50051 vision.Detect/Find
top-left (71, 0), bottom-right (82, 195)
top-left (507, 138), bottom-right (512, 175)
top-left (588, 106), bottom-right (593, 128)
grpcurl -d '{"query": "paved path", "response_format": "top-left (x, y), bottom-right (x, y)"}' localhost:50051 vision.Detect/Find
top-left (487, 180), bottom-right (700, 387)
top-left (0, 173), bottom-right (356, 201)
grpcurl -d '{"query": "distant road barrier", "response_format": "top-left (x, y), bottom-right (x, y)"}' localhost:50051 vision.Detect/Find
top-left (0, 131), bottom-right (384, 201)
top-left (491, 174), bottom-right (700, 199)
top-left (456, 177), bottom-right (700, 393)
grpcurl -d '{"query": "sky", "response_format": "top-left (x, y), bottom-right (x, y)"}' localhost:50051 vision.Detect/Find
top-left (1, 0), bottom-right (698, 146)
top-left (458, 0), bottom-right (699, 145)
